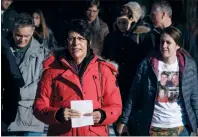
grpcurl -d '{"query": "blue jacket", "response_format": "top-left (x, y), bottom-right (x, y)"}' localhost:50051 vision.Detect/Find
top-left (120, 49), bottom-right (198, 135)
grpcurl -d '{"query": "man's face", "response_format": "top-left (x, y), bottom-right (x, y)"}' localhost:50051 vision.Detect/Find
top-left (160, 74), bottom-right (168, 86)
top-left (2, 0), bottom-right (12, 10)
top-left (86, 5), bottom-right (99, 23)
top-left (13, 26), bottom-right (35, 48)
top-left (150, 7), bottom-right (163, 28)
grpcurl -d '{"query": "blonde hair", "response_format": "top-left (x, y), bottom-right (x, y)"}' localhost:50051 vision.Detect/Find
top-left (123, 2), bottom-right (143, 22)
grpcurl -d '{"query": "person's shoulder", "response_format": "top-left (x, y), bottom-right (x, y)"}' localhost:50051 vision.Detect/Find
top-left (97, 57), bottom-right (118, 76)
top-left (32, 37), bottom-right (46, 51)
top-left (185, 54), bottom-right (197, 68)
top-left (5, 8), bottom-right (18, 16)
top-left (99, 18), bottom-right (109, 29)
top-left (133, 25), bottom-right (151, 35)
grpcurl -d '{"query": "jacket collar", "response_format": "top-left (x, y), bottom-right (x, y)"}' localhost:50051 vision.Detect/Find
top-left (58, 49), bottom-right (96, 77)
top-left (148, 49), bottom-right (186, 78)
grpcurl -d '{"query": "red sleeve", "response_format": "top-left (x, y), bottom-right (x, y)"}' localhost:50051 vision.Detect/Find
top-left (100, 65), bottom-right (122, 125)
top-left (33, 70), bottom-right (61, 125)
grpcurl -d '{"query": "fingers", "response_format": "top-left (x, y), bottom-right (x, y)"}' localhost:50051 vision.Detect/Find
top-left (64, 108), bottom-right (81, 121)
top-left (117, 123), bottom-right (126, 135)
top-left (83, 113), bottom-right (93, 116)
top-left (64, 109), bottom-right (102, 123)
top-left (84, 111), bottom-right (101, 124)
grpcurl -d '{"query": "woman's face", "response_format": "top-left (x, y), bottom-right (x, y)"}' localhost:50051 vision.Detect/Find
top-left (159, 89), bottom-right (165, 98)
top-left (117, 16), bottom-right (131, 32)
top-left (160, 33), bottom-right (180, 59)
top-left (67, 31), bottom-right (88, 62)
top-left (86, 5), bottom-right (99, 23)
top-left (33, 12), bottom-right (41, 27)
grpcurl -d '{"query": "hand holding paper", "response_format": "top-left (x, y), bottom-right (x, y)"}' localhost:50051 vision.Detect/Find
top-left (63, 108), bottom-right (81, 121)
top-left (83, 111), bottom-right (101, 124)
top-left (71, 100), bottom-right (94, 128)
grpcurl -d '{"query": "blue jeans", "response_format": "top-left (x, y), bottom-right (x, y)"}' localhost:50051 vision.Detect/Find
top-left (179, 125), bottom-right (191, 136)
top-left (2, 131), bottom-right (43, 136)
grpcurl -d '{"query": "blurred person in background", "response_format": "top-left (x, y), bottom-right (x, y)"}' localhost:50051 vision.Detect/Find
top-left (1, 0), bottom-right (18, 38)
top-left (33, 9), bottom-right (58, 51)
top-left (84, 0), bottom-right (109, 56)
top-left (102, 1), bottom-right (150, 104)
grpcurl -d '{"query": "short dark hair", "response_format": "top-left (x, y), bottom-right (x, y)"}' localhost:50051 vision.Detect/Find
top-left (85, 0), bottom-right (100, 10)
top-left (161, 71), bottom-right (168, 77)
top-left (162, 26), bottom-right (183, 47)
top-left (64, 19), bottom-right (91, 42)
top-left (14, 13), bottom-right (34, 29)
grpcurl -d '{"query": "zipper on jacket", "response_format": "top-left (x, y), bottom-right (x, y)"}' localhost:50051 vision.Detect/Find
top-left (79, 77), bottom-right (82, 86)
top-left (92, 75), bottom-right (100, 102)
top-left (148, 60), bottom-right (158, 129)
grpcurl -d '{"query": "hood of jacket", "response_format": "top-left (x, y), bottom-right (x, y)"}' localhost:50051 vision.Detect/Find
top-left (43, 49), bottom-right (119, 76)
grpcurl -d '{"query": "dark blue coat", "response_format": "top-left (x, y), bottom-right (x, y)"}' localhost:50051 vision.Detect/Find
top-left (120, 50), bottom-right (198, 135)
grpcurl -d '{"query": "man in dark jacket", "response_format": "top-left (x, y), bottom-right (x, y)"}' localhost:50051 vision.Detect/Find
top-left (142, 0), bottom-right (197, 60)
top-left (1, 37), bottom-right (25, 133)
top-left (1, 0), bottom-right (18, 38)
top-left (85, 0), bottom-right (109, 56)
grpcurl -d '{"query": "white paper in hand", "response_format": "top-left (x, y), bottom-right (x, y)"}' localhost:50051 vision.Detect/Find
top-left (71, 100), bottom-right (94, 128)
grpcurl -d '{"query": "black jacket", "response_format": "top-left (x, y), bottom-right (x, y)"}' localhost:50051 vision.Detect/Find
top-left (34, 28), bottom-right (58, 51)
top-left (1, 37), bottom-right (25, 126)
top-left (120, 50), bottom-right (198, 135)
top-left (102, 22), bottom-right (150, 103)
top-left (1, 8), bottom-right (18, 38)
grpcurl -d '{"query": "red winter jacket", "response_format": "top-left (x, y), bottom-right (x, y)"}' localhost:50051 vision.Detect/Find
top-left (33, 54), bottom-right (122, 136)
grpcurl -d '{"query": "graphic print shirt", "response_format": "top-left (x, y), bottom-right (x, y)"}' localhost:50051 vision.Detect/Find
top-left (151, 59), bottom-right (187, 128)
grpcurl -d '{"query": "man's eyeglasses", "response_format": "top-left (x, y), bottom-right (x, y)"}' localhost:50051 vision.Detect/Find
top-left (67, 36), bottom-right (86, 42)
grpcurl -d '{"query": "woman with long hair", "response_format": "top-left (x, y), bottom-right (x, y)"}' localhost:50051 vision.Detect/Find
top-left (33, 9), bottom-right (58, 50)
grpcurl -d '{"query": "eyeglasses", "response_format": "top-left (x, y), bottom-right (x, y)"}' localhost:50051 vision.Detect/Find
top-left (67, 36), bottom-right (86, 42)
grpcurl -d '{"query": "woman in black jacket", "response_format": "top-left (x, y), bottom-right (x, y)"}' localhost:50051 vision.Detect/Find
top-left (102, 1), bottom-right (150, 104)
top-left (32, 9), bottom-right (58, 50)
top-left (117, 27), bottom-right (198, 136)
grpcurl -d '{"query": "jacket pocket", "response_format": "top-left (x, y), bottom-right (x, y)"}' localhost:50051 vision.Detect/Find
top-left (88, 125), bottom-right (107, 136)
top-left (16, 101), bottom-right (34, 126)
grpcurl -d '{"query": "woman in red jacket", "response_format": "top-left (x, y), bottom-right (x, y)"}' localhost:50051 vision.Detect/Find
top-left (33, 19), bottom-right (122, 136)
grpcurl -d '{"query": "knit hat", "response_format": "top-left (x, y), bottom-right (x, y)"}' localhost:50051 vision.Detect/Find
top-left (123, 2), bottom-right (143, 21)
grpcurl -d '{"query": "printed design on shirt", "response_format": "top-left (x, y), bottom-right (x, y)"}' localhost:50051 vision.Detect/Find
top-left (157, 71), bottom-right (179, 103)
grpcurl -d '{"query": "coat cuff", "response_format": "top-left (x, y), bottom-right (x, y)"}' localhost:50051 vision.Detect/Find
top-left (55, 108), bottom-right (66, 123)
top-left (94, 109), bottom-right (106, 124)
